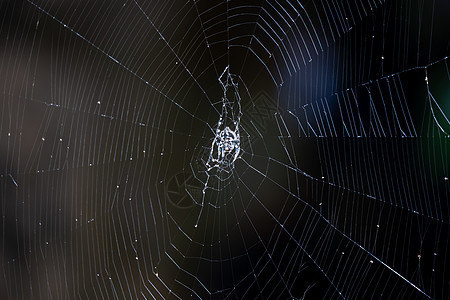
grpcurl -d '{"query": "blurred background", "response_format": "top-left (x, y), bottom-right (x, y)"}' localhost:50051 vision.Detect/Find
top-left (1, 0), bottom-right (449, 299)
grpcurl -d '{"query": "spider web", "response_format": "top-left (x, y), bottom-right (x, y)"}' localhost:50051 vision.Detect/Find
top-left (1, 0), bottom-right (449, 299)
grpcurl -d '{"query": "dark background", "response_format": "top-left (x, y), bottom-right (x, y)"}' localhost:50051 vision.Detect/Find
top-left (1, 0), bottom-right (449, 299)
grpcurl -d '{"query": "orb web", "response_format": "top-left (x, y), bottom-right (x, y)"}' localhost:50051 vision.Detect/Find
top-left (0, 0), bottom-right (449, 299)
